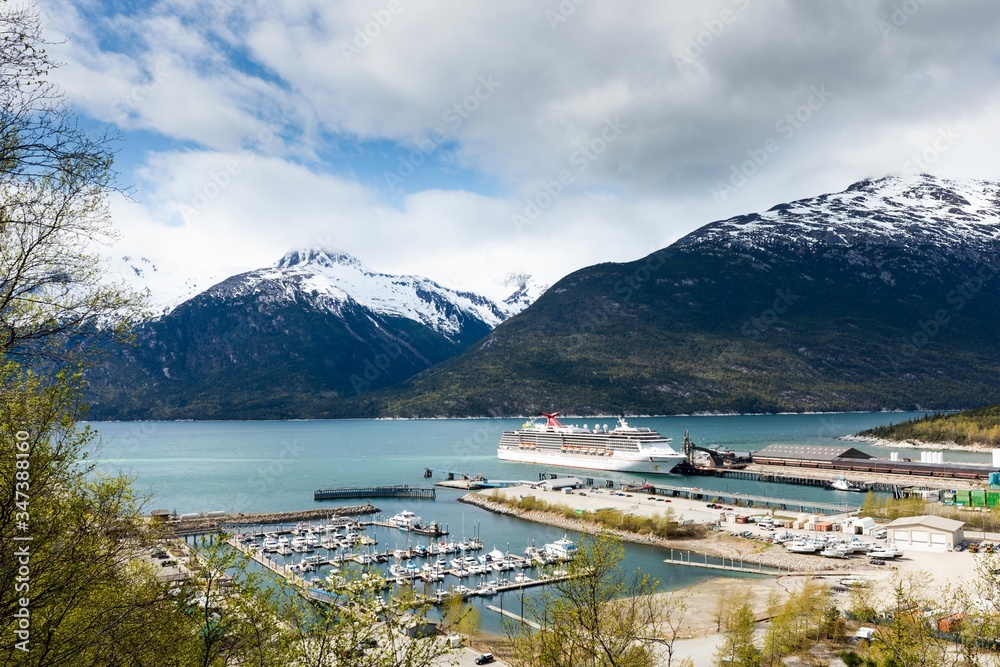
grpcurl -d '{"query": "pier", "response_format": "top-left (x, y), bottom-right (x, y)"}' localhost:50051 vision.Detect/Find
top-left (227, 537), bottom-right (309, 588)
top-left (619, 482), bottom-right (857, 515)
top-left (716, 469), bottom-right (899, 494)
top-left (662, 549), bottom-right (809, 576)
top-left (486, 605), bottom-right (540, 630)
top-left (314, 485), bottom-right (436, 501)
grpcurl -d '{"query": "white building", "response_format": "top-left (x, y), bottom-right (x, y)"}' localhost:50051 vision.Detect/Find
top-left (845, 516), bottom-right (877, 535)
top-left (537, 477), bottom-right (583, 491)
top-left (886, 515), bottom-right (965, 551)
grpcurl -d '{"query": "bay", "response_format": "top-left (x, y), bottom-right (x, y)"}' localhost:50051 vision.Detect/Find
top-left (84, 412), bottom-right (943, 633)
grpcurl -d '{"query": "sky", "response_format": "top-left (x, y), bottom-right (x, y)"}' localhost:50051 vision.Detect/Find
top-left (38, 0), bottom-right (1000, 305)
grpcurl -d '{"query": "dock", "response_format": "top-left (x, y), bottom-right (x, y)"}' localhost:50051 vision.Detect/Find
top-left (315, 485), bottom-right (436, 501)
top-left (715, 469), bottom-right (898, 494)
top-left (227, 537), bottom-right (308, 588)
top-left (486, 605), bottom-right (541, 629)
top-left (662, 549), bottom-right (846, 576)
top-left (618, 482), bottom-right (856, 515)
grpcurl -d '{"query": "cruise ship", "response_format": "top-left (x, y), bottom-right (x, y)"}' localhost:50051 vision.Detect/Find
top-left (497, 413), bottom-right (686, 474)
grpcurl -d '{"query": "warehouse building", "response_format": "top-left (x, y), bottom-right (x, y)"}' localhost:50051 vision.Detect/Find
top-left (886, 515), bottom-right (965, 552)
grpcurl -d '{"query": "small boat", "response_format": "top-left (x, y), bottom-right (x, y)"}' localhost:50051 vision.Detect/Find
top-left (386, 511), bottom-right (423, 530)
top-left (544, 536), bottom-right (579, 560)
top-left (820, 547), bottom-right (847, 558)
top-left (786, 541), bottom-right (821, 554)
top-left (828, 477), bottom-right (870, 492)
top-left (413, 521), bottom-right (448, 537)
top-left (869, 543), bottom-right (903, 559)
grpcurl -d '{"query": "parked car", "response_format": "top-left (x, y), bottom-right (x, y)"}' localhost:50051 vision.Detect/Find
top-left (475, 653), bottom-right (495, 665)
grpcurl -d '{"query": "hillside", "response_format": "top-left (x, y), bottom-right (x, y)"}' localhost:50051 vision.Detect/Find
top-left (377, 175), bottom-right (1000, 417)
top-left (857, 405), bottom-right (1000, 448)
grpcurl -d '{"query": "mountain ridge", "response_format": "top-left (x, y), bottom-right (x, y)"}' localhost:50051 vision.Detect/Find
top-left (375, 174), bottom-right (1000, 417)
top-left (83, 249), bottom-right (539, 419)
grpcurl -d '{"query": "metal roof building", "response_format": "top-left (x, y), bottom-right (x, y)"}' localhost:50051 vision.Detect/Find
top-left (753, 444), bottom-right (873, 464)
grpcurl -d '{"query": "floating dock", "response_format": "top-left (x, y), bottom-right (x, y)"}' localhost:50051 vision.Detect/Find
top-left (314, 485), bottom-right (436, 501)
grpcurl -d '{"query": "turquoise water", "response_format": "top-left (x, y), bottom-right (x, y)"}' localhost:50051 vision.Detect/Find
top-left (85, 412), bottom-right (957, 515)
top-left (84, 412), bottom-right (953, 632)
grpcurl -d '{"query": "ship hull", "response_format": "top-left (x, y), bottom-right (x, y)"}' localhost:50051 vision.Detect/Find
top-left (498, 447), bottom-right (685, 474)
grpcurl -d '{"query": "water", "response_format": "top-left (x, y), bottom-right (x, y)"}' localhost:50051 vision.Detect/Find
top-left (83, 412), bottom-right (943, 632)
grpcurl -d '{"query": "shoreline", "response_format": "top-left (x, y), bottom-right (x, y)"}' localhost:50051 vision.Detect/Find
top-left (459, 491), bottom-right (861, 574)
top-left (841, 434), bottom-right (996, 453)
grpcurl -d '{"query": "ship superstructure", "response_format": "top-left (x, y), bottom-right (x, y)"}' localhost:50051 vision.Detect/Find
top-left (497, 413), bottom-right (686, 474)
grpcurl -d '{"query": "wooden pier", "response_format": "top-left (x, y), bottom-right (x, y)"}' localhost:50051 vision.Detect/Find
top-left (315, 485), bottom-right (436, 501)
top-left (486, 605), bottom-right (540, 629)
top-left (663, 549), bottom-right (838, 576)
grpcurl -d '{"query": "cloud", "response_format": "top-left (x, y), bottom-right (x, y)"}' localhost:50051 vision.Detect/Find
top-left (36, 0), bottom-right (1000, 306)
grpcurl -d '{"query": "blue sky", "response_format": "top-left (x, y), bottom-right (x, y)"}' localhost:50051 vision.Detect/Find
top-left (38, 0), bottom-right (1000, 305)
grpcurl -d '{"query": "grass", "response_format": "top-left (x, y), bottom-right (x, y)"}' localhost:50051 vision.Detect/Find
top-left (487, 491), bottom-right (706, 540)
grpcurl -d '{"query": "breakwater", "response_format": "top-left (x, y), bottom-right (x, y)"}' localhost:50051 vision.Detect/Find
top-left (166, 504), bottom-right (379, 536)
top-left (314, 485), bottom-right (436, 501)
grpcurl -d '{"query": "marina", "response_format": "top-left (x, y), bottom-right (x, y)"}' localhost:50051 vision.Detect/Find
top-left (217, 514), bottom-right (591, 607)
top-left (90, 412), bottom-right (968, 634)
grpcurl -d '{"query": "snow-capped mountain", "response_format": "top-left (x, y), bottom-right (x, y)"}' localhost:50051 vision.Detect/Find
top-left (681, 174), bottom-right (1000, 255)
top-left (501, 272), bottom-right (549, 315)
top-left (378, 174), bottom-right (1000, 417)
top-left (84, 249), bottom-right (537, 420)
top-left (211, 248), bottom-right (512, 340)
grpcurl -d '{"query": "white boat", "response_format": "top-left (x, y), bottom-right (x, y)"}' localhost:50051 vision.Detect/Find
top-left (262, 537), bottom-right (278, 552)
top-left (828, 477), bottom-right (870, 492)
top-left (869, 543), bottom-right (903, 559)
top-left (820, 547), bottom-right (847, 558)
top-left (544, 536), bottom-right (579, 560)
top-left (386, 510), bottom-right (423, 530)
top-left (498, 414), bottom-right (686, 474)
top-left (786, 541), bottom-right (821, 554)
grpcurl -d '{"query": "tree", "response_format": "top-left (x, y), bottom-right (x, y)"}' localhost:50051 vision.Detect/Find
top-left (761, 579), bottom-right (839, 666)
top-left (714, 596), bottom-right (761, 667)
top-left (280, 565), bottom-right (455, 667)
top-left (507, 532), bottom-right (687, 667)
top-left (0, 365), bottom-right (204, 665)
top-left (859, 573), bottom-right (951, 667)
top-left (441, 593), bottom-right (481, 641)
top-left (0, 1), bottom-right (142, 362)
